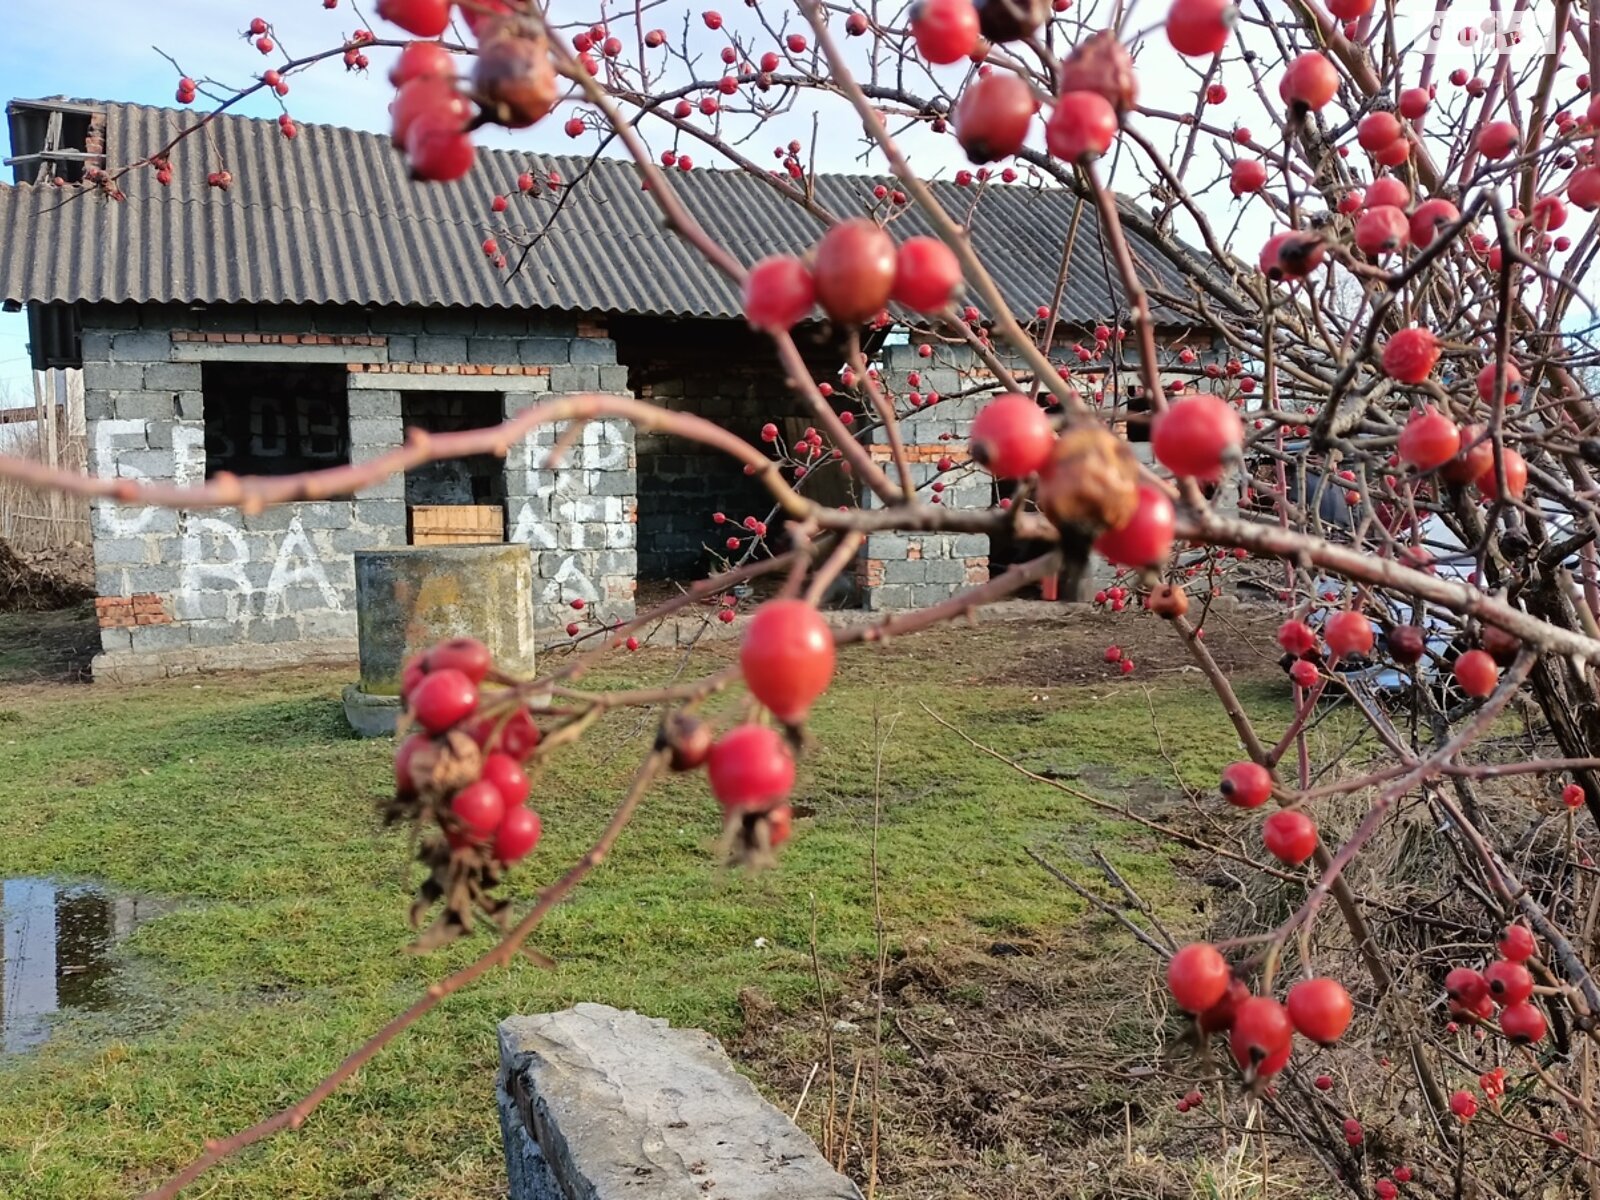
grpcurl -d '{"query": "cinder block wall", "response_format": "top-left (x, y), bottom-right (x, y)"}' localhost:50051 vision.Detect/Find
top-left (860, 337), bottom-right (1219, 608)
top-left (80, 302), bottom-right (636, 681)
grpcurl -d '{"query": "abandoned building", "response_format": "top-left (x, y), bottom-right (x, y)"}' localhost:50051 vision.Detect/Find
top-left (0, 96), bottom-right (1206, 681)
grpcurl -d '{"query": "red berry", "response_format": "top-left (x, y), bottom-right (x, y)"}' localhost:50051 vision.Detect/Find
top-left (1397, 405), bottom-right (1461, 472)
top-left (1474, 448), bottom-right (1527, 502)
top-left (1445, 966), bottom-right (1488, 1006)
top-left (410, 668), bottom-right (478, 733)
top-left (1277, 619), bottom-right (1317, 656)
top-left (1280, 52), bottom-right (1338, 111)
top-left (708, 724), bottom-right (796, 812)
top-left (1396, 87), bottom-right (1429, 120)
top-left (1046, 91), bottom-right (1119, 162)
top-left (743, 256), bottom-right (815, 332)
top-left (1408, 196), bottom-right (1457, 247)
top-left (1259, 231), bottom-right (1326, 280)
top-left (1450, 1090), bottom-right (1477, 1120)
top-left (1441, 423), bottom-right (1493, 486)
top-left (1231, 996), bottom-right (1293, 1077)
top-left (1325, 611), bottom-right (1374, 659)
top-left (1152, 394), bottom-right (1242, 479)
top-left (377, 0), bottom-right (451, 36)
top-left (954, 71), bottom-right (1037, 163)
top-left (426, 636), bottom-right (492, 683)
top-left (1476, 360), bottom-right (1522, 402)
top-left (892, 236), bottom-right (962, 313)
top-left (1290, 659), bottom-right (1320, 688)
top-left (813, 219), bottom-right (896, 324)
top-left (405, 109), bottom-right (476, 182)
top-left (1394, 1167), bottom-right (1413, 1183)
top-left (1093, 483), bottom-right (1175, 567)
top-left (1386, 625), bottom-right (1425, 665)
top-left (481, 752), bottom-right (530, 808)
top-left (1287, 977), bottom-right (1353, 1045)
top-left (846, 11), bottom-right (870, 34)
top-left (1197, 977), bottom-right (1250, 1033)
top-left (1229, 158), bottom-right (1267, 196)
top-left (494, 805), bottom-right (542, 862)
top-left (909, 0), bottom-right (980, 64)
top-left (970, 393), bottom-right (1054, 478)
top-left (1314, 1073), bottom-right (1334, 1091)
top-left (1563, 782), bottom-right (1586, 809)
top-left (1220, 761), bottom-right (1273, 808)
top-left (1167, 942), bottom-right (1231, 1013)
top-left (451, 779), bottom-right (506, 841)
top-left (1165, 0), bottom-right (1233, 57)
top-left (1477, 120), bottom-right (1520, 159)
top-left (1263, 809), bottom-right (1318, 865)
top-left (390, 39), bottom-right (455, 86)
top-left (1571, 166), bottom-right (1600, 211)
top-left (1499, 1001), bottom-right (1547, 1044)
top-left (1381, 327), bottom-right (1440, 383)
top-left (703, 9), bottom-right (723, 28)
top-left (1357, 111), bottom-right (1402, 151)
top-left (740, 600), bottom-right (836, 723)
top-left (1355, 205), bottom-right (1410, 257)
top-left (1453, 649), bottom-right (1499, 698)
top-left (1484, 959), bottom-right (1533, 1005)
top-left (1498, 923), bottom-right (1536, 963)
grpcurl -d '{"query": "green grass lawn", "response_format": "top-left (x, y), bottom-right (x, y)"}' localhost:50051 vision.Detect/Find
top-left (0, 617), bottom-right (1288, 1199)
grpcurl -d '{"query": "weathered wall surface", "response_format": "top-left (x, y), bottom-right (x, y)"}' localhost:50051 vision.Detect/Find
top-left (81, 303), bottom-right (636, 681)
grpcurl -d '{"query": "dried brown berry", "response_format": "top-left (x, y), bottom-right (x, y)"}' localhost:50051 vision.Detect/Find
top-left (1035, 423), bottom-right (1141, 533)
top-left (1057, 30), bottom-right (1138, 115)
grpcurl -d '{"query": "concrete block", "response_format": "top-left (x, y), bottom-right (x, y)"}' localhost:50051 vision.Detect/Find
top-left (81, 331), bottom-right (114, 361)
top-left (867, 583), bottom-right (914, 610)
top-left (110, 331), bottom-right (172, 362)
top-left (354, 475), bottom-right (406, 502)
top-left (310, 307), bottom-right (370, 335)
top-left (468, 337), bottom-right (521, 365)
top-left (83, 391), bottom-right (115, 422)
top-left (117, 450), bottom-right (176, 480)
top-left (127, 624), bottom-right (193, 652)
top-left (549, 365), bottom-right (600, 394)
top-left (385, 335), bottom-right (417, 363)
top-left (198, 307), bottom-right (258, 333)
top-left (173, 392), bottom-right (203, 421)
top-left (951, 534), bottom-right (991, 557)
top-left (415, 334), bottom-right (469, 362)
top-left (186, 620), bottom-right (242, 647)
top-left (112, 392), bottom-right (174, 421)
top-left (172, 343), bottom-right (386, 365)
top-left (120, 565), bottom-right (181, 593)
top-left (369, 309), bottom-right (429, 334)
top-left (422, 311), bottom-right (478, 335)
top-left (300, 607), bottom-right (358, 641)
top-left (142, 362), bottom-right (201, 391)
top-left (98, 629), bottom-right (134, 657)
top-left (84, 362), bottom-right (146, 391)
top-left (568, 337), bottom-right (617, 365)
top-left (597, 365), bottom-right (630, 394)
top-left (518, 337), bottom-right (571, 365)
top-left (883, 559), bottom-right (927, 584)
top-left (349, 418), bottom-right (404, 449)
top-left (923, 559), bottom-right (967, 585)
top-left (348, 391), bottom-right (403, 419)
top-left (499, 1005), bottom-right (860, 1200)
top-left (866, 532), bottom-right (910, 558)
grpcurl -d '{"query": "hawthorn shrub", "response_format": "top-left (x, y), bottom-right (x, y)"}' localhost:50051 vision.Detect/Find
top-left (15, 0), bottom-right (1600, 1196)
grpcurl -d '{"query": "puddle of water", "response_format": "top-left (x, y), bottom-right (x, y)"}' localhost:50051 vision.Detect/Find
top-left (2, 878), bottom-right (170, 1055)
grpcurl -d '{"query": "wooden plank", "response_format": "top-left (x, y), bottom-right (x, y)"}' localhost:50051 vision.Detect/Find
top-left (409, 505), bottom-right (506, 546)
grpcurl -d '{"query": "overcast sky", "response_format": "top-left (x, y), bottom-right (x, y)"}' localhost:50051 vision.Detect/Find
top-left (0, 0), bottom-right (1573, 403)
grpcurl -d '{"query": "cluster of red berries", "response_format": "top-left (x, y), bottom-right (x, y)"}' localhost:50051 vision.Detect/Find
top-left (394, 638), bottom-right (545, 864)
top-left (1102, 642), bottom-right (1135, 676)
top-left (1167, 942), bottom-right (1354, 1081)
top-left (381, 1), bottom-right (556, 182)
top-left (1442, 922), bottom-right (1549, 1045)
top-left (743, 219), bottom-right (962, 333)
top-left (1397, 401), bottom-right (1528, 502)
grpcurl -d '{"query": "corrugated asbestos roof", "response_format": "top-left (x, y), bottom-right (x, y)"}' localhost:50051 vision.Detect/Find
top-left (0, 97), bottom-right (1198, 324)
